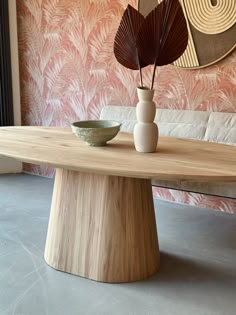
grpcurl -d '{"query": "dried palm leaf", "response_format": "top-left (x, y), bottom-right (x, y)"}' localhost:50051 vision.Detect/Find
top-left (114, 5), bottom-right (148, 87)
top-left (137, 0), bottom-right (188, 89)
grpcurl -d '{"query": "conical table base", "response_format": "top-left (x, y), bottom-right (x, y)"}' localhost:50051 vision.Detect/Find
top-left (44, 168), bottom-right (160, 283)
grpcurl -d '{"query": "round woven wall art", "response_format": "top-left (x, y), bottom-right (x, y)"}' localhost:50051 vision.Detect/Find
top-left (138, 0), bottom-right (236, 69)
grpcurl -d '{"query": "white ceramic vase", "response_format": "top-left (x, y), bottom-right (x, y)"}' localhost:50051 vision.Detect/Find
top-left (134, 87), bottom-right (158, 153)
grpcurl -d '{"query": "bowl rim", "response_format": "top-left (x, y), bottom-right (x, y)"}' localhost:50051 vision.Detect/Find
top-left (71, 120), bottom-right (122, 129)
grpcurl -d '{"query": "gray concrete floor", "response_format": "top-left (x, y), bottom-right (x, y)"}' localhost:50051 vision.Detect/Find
top-left (0, 174), bottom-right (236, 315)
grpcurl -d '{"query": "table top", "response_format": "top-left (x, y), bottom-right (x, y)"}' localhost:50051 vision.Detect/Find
top-left (0, 127), bottom-right (236, 182)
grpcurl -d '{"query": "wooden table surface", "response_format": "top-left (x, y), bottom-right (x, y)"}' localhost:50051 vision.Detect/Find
top-left (0, 126), bottom-right (235, 182)
top-left (1, 126), bottom-right (235, 283)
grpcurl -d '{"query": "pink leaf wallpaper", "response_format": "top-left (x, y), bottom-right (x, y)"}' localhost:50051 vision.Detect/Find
top-left (16, 0), bottom-right (236, 213)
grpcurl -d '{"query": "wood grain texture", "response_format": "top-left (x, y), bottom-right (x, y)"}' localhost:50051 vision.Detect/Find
top-left (0, 127), bottom-right (236, 183)
top-left (44, 168), bottom-right (159, 283)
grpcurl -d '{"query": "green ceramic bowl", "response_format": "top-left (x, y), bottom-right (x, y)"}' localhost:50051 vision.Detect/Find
top-left (71, 120), bottom-right (121, 146)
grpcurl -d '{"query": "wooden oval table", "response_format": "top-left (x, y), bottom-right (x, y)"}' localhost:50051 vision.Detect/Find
top-left (0, 127), bottom-right (236, 283)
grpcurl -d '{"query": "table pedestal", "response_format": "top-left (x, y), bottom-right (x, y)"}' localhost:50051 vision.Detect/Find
top-left (44, 168), bottom-right (160, 283)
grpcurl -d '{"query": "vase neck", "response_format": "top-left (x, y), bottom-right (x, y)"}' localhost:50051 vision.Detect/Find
top-left (137, 87), bottom-right (154, 101)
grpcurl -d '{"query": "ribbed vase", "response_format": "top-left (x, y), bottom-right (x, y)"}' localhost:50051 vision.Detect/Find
top-left (133, 87), bottom-right (158, 153)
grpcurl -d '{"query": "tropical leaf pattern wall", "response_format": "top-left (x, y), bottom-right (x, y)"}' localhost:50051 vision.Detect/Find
top-left (17, 0), bottom-right (236, 213)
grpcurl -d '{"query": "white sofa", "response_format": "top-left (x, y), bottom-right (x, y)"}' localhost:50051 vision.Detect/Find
top-left (100, 106), bottom-right (236, 199)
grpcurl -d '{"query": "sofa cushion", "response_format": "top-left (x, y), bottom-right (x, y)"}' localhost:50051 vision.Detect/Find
top-left (100, 106), bottom-right (236, 199)
top-left (204, 112), bottom-right (236, 145)
top-left (100, 106), bottom-right (210, 140)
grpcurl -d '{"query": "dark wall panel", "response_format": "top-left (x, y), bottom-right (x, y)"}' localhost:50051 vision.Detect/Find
top-left (0, 0), bottom-right (14, 126)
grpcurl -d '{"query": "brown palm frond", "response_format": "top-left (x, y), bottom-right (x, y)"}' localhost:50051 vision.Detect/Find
top-left (137, 0), bottom-right (188, 89)
top-left (114, 5), bottom-right (148, 86)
